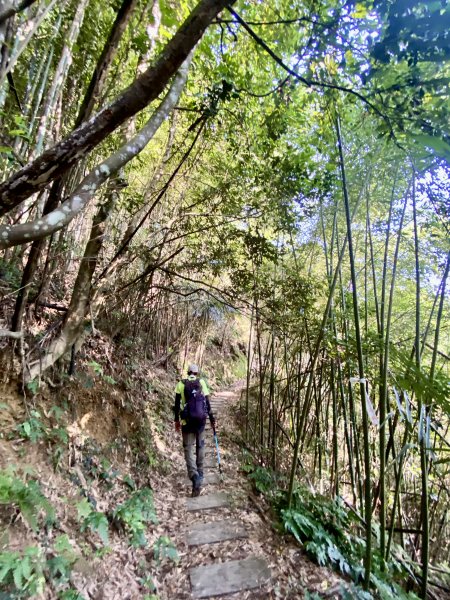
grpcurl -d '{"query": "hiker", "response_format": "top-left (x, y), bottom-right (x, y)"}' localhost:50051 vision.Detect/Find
top-left (174, 364), bottom-right (215, 497)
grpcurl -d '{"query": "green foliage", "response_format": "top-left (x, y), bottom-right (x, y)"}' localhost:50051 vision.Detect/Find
top-left (244, 460), bottom-right (284, 502)
top-left (248, 465), bottom-right (278, 495)
top-left (153, 536), bottom-right (179, 565)
top-left (0, 536), bottom-right (78, 598)
top-left (59, 590), bottom-right (86, 600)
top-left (122, 474), bottom-right (136, 490)
top-left (81, 454), bottom-right (119, 487)
top-left (87, 360), bottom-right (116, 385)
top-left (340, 584), bottom-right (373, 599)
top-left (0, 257), bottom-right (21, 288)
top-left (113, 488), bottom-right (158, 546)
top-left (392, 347), bottom-right (450, 410)
top-left (47, 535), bottom-right (78, 582)
top-left (16, 409), bottom-right (46, 442)
top-left (0, 546), bottom-right (46, 597)
top-left (26, 379), bottom-right (39, 396)
top-left (88, 360), bottom-right (103, 375)
top-left (0, 467), bottom-right (55, 530)
top-left (281, 488), bottom-right (362, 579)
top-left (76, 499), bottom-right (109, 545)
top-left (139, 574), bottom-right (157, 593)
top-left (15, 408), bottom-right (69, 469)
top-left (280, 484), bottom-right (420, 598)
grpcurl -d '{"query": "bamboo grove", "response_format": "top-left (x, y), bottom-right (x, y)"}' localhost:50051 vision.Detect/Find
top-left (240, 126), bottom-right (450, 596)
top-left (0, 0), bottom-right (448, 598)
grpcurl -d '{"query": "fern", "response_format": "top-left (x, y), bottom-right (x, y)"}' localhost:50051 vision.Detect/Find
top-left (153, 536), bottom-right (179, 565)
top-left (0, 546), bottom-right (46, 596)
top-left (113, 487), bottom-right (158, 546)
top-left (0, 467), bottom-right (55, 529)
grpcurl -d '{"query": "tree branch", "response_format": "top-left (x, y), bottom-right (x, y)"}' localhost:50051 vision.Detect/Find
top-left (215, 16), bottom-right (321, 26)
top-left (0, 0), bottom-right (235, 215)
top-left (0, 53), bottom-right (194, 248)
top-left (0, 328), bottom-right (23, 338)
top-left (227, 7), bottom-right (396, 136)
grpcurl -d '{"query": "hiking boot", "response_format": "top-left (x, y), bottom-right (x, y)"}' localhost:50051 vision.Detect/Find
top-left (191, 474), bottom-right (202, 497)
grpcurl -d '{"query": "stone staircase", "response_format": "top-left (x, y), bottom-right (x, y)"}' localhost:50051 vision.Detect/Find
top-left (183, 390), bottom-right (271, 598)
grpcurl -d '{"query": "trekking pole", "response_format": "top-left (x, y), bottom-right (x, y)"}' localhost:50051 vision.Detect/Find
top-left (212, 425), bottom-right (223, 475)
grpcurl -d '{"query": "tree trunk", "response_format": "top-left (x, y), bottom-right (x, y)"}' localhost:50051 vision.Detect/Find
top-left (35, 0), bottom-right (89, 154)
top-left (75, 0), bottom-right (139, 127)
top-left (25, 191), bottom-right (116, 382)
top-left (0, 0), bottom-right (235, 215)
top-left (0, 53), bottom-right (193, 247)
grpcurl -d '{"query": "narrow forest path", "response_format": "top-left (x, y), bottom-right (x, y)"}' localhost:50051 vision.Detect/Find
top-left (150, 385), bottom-right (346, 599)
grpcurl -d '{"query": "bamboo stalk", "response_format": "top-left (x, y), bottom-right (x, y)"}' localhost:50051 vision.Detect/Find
top-left (335, 115), bottom-right (372, 588)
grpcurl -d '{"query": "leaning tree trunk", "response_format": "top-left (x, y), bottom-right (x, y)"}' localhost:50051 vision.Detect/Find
top-left (0, 0), bottom-right (235, 216)
top-left (24, 55), bottom-right (193, 381)
top-left (0, 53), bottom-right (193, 248)
top-left (11, 0), bottom-right (139, 331)
top-left (25, 191), bottom-right (116, 382)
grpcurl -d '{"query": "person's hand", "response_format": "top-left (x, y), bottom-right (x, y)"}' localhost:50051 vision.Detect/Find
top-left (211, 419), bottom-right (217, 432)
top-left (175, 421), bottom-right (181, 433)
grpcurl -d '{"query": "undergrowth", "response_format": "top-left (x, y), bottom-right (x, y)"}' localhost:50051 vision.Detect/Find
top-left (13, 407), bottom-right (69, 469)
top-left (0, 537), bottom-right (81, 599)
top-left (0, 466), bottom-right (55, 529)
top-left (243, 460), bottom-right (420, 600)
top-left (1, 444), bottom-right (164, 598)
top-left (0, 351), bottom-right (179, 598)
top-left (113, 488), bottom-right (158, 546)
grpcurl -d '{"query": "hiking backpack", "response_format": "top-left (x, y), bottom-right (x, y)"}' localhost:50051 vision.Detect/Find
top-left (182, 378), bottom-right (207, 422)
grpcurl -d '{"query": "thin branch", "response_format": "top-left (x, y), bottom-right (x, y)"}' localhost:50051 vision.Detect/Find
top-left (95, 118), bottom-right (206, 282)
top-left (215, 16), bottom-right (321, 26)
top-left (227, 7), bottom-right (397, 138)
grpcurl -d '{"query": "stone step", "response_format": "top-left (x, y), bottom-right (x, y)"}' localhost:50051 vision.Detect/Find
top-left (184, 472), bottom-right (220, 486)
top-left (203, 463), bottom-right (218, 471)
top-left (186, 519), bottom-right (247, 547)
top-left (189, 556), bottom-right (271, 598)
top-left (186, 492), bottom-right (229, 512)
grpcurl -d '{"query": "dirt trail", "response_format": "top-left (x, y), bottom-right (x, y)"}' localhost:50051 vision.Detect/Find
top-left (0, 376), bottom-right (346, 599)
top-left (150, 385), bottom-right (345, 599)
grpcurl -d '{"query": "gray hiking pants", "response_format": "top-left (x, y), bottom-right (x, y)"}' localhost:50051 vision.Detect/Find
top-left (182, 429), bottom-right (205, 481)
